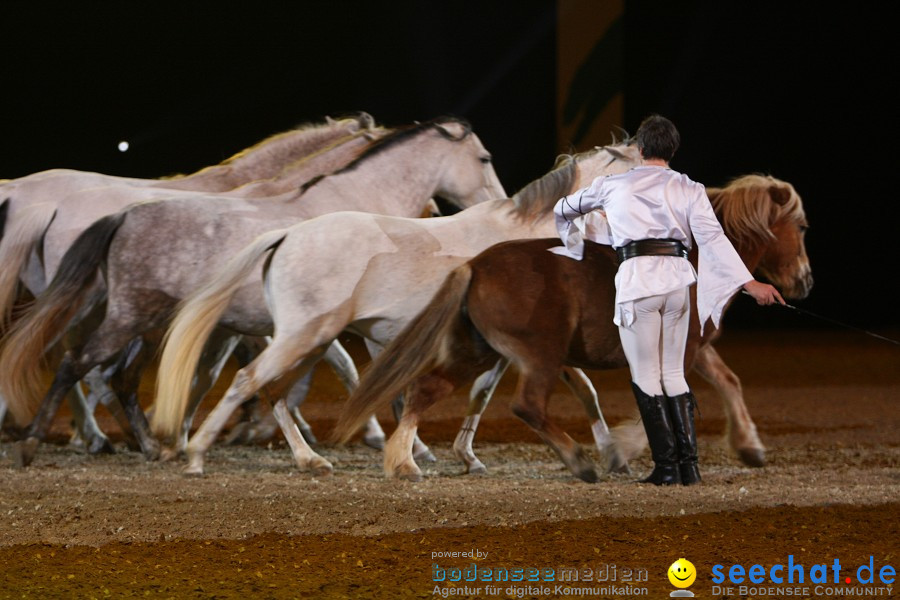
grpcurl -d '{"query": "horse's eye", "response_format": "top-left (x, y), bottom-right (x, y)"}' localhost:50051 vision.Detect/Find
top-left (479, 155), bottom-right (492, 164)
top-left (799, 224), bottom-right (809, 233)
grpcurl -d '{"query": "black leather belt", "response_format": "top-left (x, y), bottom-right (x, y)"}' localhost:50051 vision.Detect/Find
top-left (615, 238), bottom-right (689, 262)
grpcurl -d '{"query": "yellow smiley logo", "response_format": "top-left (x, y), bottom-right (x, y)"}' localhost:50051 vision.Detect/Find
top-left (668, 558), bottom-right (696, 588)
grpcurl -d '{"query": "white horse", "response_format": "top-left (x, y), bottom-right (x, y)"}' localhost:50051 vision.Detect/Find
top-left (0, 113), bottom-right (382, 324)
top-left (0, 114), bottom-right (382, 447)
top-left (150, 143), bottom-right (642, 476)
top-left (0, 117), bottom-right (506, 468)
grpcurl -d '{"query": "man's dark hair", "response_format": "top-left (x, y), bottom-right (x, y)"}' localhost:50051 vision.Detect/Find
top-left (635, 114), bottom-right (680, 162)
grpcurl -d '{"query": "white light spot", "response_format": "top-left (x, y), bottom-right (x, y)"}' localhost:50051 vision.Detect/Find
top-left (118, 141), bottom-right (130, 152)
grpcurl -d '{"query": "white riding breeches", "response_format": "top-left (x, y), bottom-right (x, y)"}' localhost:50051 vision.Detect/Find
top-left (617, 287), bottom-right (691, 397)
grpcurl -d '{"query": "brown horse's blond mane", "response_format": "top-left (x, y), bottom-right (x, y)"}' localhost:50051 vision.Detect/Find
top-left (709, 174), bottom-right (806, 246)
top-left (510, 142), bottom-right (638, 219)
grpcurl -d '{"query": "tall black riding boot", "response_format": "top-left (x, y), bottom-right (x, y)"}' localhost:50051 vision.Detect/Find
top-left (667, 391), bottom-right (701, 485)
top-left (632, 382), bottom-right (680, 486)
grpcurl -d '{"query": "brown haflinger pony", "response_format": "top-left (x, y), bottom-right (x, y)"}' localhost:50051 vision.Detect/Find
top-left (333, 175), bottom-right (812, 482)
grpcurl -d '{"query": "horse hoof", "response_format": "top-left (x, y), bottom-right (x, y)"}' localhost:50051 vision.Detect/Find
top-left (414, 449), bottom-right (437, 463)
top-left (564, 446), bottom-right (599, 483)
top-left (576, 466), bottom-right (599, 484)
top-left (184, 452), bottom-right (205, 476)
top-left (598, 446), bottom-right (631, 475)
top-left (613, 461), bottom-right (632, 475)
top-left (183, 464), bottom-right (205, 477)
top-left (141, 441), bottom-right (162, 462)
top-left (389, 462), bottom-right (423, 482)
top-left (87, 435), bottom-right (115, 455)
top-left (12, 437), bottom-right (40, 469)
top-left (224, 422), bottom-right (253, 445)
top-left (738, 447), bottom-right (766, 468)
top-left (159, 447), bottom-right (181, 462)
top-left (308, 457), bottom-right (333, 477)
top-left (466, 462), bottom-right (487, 475)
top-left (396, 470), bottom-right (423, 483)
top-left (363, 433), bottom-right (386, 450)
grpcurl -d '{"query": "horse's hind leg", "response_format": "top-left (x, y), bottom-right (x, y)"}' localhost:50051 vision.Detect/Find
top-left (694, 343), bottom-right (766, 467)
top-left (185, 338), bottom-right (332, 476)
top-left (109, 336), bottom-right (161, 461)
top-left (322, 340), bottom-right (390, 450)
top-left (161, 330), bottom-right (241, 460)
top-left (221, 337), bottom-right (275, 445)
top-left (66, 383), bottom-right (114, 455)
top-left (453, 358), bottom-right (510, 474)
top-left (366, 339), bottom-right (432, 460)
top-left (511, 368), bottom-right (598, 483)
top-left (13, 324), bottom-right (137, 468)
top-left (560, 366), bottom-right (630, 475)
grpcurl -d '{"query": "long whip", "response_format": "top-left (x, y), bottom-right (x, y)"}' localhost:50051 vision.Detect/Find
top-left (741, 291), bottom-right (900, 347)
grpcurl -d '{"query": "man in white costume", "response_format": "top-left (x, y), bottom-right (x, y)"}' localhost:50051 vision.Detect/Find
top-left (553, 115), bottom-right (783, 485)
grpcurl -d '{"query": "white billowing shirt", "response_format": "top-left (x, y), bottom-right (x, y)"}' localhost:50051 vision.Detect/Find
top-left (552, 166), bottom-right (753, 332)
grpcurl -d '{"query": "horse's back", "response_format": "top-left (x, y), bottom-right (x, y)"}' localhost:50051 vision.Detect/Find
top-left (465, 238), bottom-right (621, 368)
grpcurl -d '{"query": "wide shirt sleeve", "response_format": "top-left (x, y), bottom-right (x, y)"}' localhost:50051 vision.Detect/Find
top-left (689, 186), bottom-right (754, 332)
top-left (550, 176), bottom-right (611, 259)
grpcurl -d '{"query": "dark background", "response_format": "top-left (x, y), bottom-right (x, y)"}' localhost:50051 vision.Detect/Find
top-left (2, 2), bottom-right (898, 334)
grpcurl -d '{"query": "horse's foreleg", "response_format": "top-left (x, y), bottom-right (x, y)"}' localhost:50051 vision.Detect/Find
top-left (322, 340), bottom-right (388, 450)
top-left (694, 343), bottom-right (766, 467)
top-left (560, 366), bottom-right (630, 474)
top-left (453, 358), bottom-right (509, 474)
top-left (66, 376), bottom-right (115, 455)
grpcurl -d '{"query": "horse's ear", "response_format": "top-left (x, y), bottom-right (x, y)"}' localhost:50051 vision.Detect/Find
top-left (357, 112), bottom-right (376, 130)
top-left (768, 183), bottom-right (792, 206)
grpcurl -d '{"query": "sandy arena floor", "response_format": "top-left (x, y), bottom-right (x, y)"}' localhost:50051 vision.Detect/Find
top-left (0, 329), bottom-right (897, 598)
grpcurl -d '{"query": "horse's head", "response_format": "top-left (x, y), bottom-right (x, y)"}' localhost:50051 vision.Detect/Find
top-left (430, 118), bottom-right (507, 210)
top-left (711, 174), bottom-right (813, 300)
top-left (571, 142), bottom-right (642, 189)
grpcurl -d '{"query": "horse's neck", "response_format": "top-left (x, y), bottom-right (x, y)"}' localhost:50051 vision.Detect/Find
top-left (456, 199), bottom-right (558, 242)
top-left (287, 140), bottom-right (448, 218)
top-left (221, 126), bottom-right (357, 180)
top-left (165, 125), bottom-right (357, 192)
top-left (231, 134), bottom-right (375, 198)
